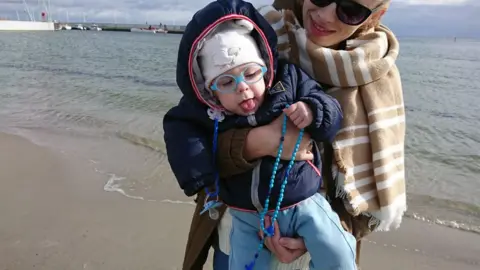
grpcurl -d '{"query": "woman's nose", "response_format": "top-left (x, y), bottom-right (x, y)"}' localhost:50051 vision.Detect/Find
top-left (313, 3), bottom-right (337, 23)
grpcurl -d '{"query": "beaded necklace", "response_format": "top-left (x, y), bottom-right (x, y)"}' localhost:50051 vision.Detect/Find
top-left (201, 106), bottom-right (304, 270)
top-left (246, 105), bottom-right (304, 270)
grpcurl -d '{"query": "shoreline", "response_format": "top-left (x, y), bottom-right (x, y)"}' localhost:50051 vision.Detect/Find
top-left (1, 131), bottom-right (479, 269)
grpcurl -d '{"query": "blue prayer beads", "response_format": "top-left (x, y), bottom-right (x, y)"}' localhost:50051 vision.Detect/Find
top-left (246, 105), bottom-right (304, 270)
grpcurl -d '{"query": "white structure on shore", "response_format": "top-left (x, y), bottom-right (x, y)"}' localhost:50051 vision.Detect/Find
top-left (0, 20), bottom-right (54, 31)
top-left (0, 0), bottom-right (54, 31)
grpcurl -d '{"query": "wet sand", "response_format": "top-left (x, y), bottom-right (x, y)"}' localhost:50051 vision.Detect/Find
top-left (0, 132), bottom-right (478, 270)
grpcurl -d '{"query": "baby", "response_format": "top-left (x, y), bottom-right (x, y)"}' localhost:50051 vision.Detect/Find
top-left (163, 1), bottom-right (357, 269)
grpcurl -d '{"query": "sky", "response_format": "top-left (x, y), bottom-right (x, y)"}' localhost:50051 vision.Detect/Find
top-left (0, 0), bottom-right (478, 37)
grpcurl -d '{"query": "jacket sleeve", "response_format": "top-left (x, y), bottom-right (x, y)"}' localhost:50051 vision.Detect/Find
top-left (163, 97), bottom-right (216, 197)
top-left (217, 128), bottom-right (258, 178)
top-left (289, 63), bottom-right (343, 142)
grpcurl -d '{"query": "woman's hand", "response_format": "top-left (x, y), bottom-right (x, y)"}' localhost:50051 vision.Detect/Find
top-left (265, 115), bottom-right (313, 160)
top-left (258, 216), bottom-right (307, 264)
top-left (244, 115), bottom-right (313, 161)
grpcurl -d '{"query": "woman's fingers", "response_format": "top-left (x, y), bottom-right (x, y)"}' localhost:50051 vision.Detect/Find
top-left (279, 237), bottom-right (307, 250)
top-left (259, 217), bottom-right (308, 264)
top-left (261, 217), bottom-right (280, 254)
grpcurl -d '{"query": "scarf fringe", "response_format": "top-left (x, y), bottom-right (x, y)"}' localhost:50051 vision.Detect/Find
top-left (334, 171), bottom-right (406, 231)
top-left (369, 194), bottom-right (407, 231)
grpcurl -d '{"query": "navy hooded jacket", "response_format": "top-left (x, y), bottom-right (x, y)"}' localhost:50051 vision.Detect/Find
top-left (163, 0), bottom-right (343, 208)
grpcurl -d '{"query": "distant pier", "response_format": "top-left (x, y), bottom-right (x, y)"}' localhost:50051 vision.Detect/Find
top-left (101, 26), bottom-right (184, 34)
top-left (55, 22), bottom-right (185, 34)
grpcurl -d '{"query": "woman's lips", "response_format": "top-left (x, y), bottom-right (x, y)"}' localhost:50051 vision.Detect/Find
top-left (309, 17), bottom-right (336, 37)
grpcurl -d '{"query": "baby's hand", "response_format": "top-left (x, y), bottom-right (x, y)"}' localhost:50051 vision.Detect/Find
top-left (283, 102), bottom-right (313, 129)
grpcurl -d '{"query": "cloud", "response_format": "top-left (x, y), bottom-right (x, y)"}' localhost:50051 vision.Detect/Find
top-left (383, 0), bottom-right (480, 37)
top-left (0, 0), bottom-right (478, 37)
top-left (0, 0), bottom-right (274, 24)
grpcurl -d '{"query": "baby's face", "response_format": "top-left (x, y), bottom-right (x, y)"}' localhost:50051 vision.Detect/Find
top-left (211, 63), bottom-right (267, 116)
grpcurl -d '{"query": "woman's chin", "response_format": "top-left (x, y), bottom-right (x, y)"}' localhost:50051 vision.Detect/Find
top-left (307, 34), bottom-right (340, 48)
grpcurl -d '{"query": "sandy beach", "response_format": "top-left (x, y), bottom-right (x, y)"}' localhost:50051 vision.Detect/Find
top-left (1, 132), bottom-right (479, 270)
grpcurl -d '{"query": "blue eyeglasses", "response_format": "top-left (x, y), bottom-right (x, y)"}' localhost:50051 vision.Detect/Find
top-left (210, 64), bottom-right (267, 93)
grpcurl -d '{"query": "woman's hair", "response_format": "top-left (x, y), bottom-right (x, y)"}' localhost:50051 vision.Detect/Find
top-left (351, 0), bottom-right (390, 38)
top-left (272, 0), bottom-right (305, 26)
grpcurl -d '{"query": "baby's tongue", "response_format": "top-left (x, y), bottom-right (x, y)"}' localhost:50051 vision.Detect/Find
top-left (240, 99), bottom-right (255, 112)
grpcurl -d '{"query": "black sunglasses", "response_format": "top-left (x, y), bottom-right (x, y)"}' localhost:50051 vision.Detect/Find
top-left (311, 0), bottom-right (387, 26)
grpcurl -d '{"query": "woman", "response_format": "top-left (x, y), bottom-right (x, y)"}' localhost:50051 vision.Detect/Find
top-left (178, 0), bottom-right (406, 269)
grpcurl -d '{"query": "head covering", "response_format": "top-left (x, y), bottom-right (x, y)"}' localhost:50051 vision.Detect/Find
top-left (199, 19), bottom-right (266, 89)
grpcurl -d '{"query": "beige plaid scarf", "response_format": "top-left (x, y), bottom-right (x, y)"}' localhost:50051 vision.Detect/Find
top-left (259, 6), bottom-right (407, 231)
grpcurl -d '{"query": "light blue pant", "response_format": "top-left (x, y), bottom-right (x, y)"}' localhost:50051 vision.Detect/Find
top-left (228, 193), bottom-right (357, 270)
